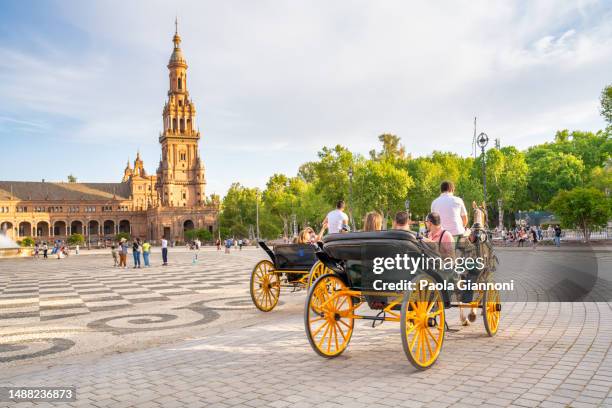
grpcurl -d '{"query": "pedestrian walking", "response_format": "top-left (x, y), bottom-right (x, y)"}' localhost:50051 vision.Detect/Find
top-left (225, 238), bottom-right (231, 254)
top-left (75, 244), bottom-right (80, 255)
top-left (161, 237), bottom-right (169, 266)
top-left (111, 245), bottom-right (119, 267)
top-left (216, 238), bottom-right (221, 251)
top-left (531, 227), bottom-right (538, 250)
top-left (554, 225), bottom-right (562, 247)
top-left (119, 238), bottom-right (128, 268)
top-left (238, 239), bottom-right (243, 250)
top-left (323, 200), bottom-right (349, 234)
top-left (34, 243), bottom-right (39, 258)
top-left (142, 240), bottom-right (151, 267)
top-left (42, 242), bottom-right (48, 259)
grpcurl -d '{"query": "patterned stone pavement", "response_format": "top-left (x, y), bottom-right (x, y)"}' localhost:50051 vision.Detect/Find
top-left (0, 247), bottom-right (611, 407)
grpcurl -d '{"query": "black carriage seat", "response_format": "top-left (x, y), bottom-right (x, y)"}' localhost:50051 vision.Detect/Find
top-left (322, 230), bottom-right (444, 308)
top-left (322, 230), bottom-right (431, 261)
top-left (273, 244), bottom-right (318, 271)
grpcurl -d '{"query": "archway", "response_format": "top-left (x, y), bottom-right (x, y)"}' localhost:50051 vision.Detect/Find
top-left (19, 222), bottom-right (32, 237)
top-left (88, 220), bottom-right (100, 236)
top-left (53, 221), bottom-right (67, 237)
top-left (1, 221), bottom-right (14, 240)
top-left (119, 220), bottom-right (130, 234)
top-left (183, 220), bottom-right (195, 233)
top-left (70, 220), bottom-right (83, 235)
top-left (103, 220), bottom-right (115, 236)
top-left (36, 221), bottom-right (49, 238)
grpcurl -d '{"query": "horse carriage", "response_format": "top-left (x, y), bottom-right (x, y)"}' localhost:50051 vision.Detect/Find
top-left (304, 227), bottom-right (501, 370)
top-left (250, 241), bottom-right (333, 312)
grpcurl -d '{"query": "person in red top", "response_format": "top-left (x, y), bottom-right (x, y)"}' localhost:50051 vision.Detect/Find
top-left (422, 212), bottom-right (454, 258)
top-left (423, 212), bottom-right (475, 325)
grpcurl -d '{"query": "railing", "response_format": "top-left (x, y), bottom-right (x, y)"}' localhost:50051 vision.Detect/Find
top-left (491, 226), bottom-right (611, 242)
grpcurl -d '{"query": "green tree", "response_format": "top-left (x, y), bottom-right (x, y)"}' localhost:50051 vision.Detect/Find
top-left (588, 163), bottom-right (612, 193)
top-left (369, 134), bottom-right (407, 161)
top-left (67, 233), bottom-right (85, 246)
top-left (311, 145), bottom-right (360, 205)
top-left (600, 84), bottom-right (612, 125)
top-left (185, 228), bottom-right (213, 242)
top-left (549, 187), bottom-right (611, 241)
top-left (115, 232), bottom-right (131, 242)
top-left (473, 147), bottom-right (528, 224)
top-left (20, 237), bottom-right (35, 247)
top-left (353, 160), bottom-right (413, 226)
top-left (67, 174), bottom-right (77, 183)
top-left (262, 174), bottom-right (301, 239)
top-left (526, 151), bottom-right (584, 207)
top-left (220, 183), bottom-right (258, 238)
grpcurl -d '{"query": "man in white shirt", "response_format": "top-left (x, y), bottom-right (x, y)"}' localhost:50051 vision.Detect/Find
top-left (431, 181), bottom-right (468, 236)
top-left (161, 238), bottom-right (168, 266)
top-left (324, 200), bottom-right (349, 234)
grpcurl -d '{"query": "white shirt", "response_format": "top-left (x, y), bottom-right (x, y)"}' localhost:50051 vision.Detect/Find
top-left (431, 192), bottom-right (467, 235)
top-left (161, 239), bottom-right (168, 248)
top-left (326, 209), bottom-right (349, 234)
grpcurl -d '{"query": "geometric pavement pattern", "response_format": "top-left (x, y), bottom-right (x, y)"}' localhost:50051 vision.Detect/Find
top-left (1, 247), bottom-right (611, 407)
top-left (0, 251), bottom-right (248, 324)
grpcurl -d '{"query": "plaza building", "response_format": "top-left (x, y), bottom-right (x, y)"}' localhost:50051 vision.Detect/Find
top-left (0, 23), bottom-right (218, 245)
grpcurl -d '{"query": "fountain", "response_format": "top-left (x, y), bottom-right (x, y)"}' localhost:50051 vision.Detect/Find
top-left (0, 234), bottom-right (22, 258)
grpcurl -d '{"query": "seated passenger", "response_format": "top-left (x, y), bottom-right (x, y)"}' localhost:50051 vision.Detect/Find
top-left (297, 222), bottom-right (327, 244)
top-left (422, 212), bottom-right (454, 258)
top-left (392, 210), bottom-right (411, 231)
top-left (363, 211), bottom-right (383, 232)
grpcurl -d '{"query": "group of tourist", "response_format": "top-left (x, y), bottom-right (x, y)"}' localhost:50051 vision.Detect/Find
top-left (33, 240), bottom-right (70, 259)
top-left (500, 224), bottom-right (562, 248)
top-left (216, 238), bottom-right (249, 253)
top-left (111, 237), bottom-right (169, 268)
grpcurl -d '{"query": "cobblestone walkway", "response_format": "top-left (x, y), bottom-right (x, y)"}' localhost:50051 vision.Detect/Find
top-left (0, 248), bottom-right (611, 407)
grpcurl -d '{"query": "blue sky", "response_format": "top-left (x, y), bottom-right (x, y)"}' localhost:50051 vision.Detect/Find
top-left (1, 0), bottom-right (611, 196)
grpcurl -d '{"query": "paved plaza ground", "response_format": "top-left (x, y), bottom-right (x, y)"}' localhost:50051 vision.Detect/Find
top-left (0, 246), bottom-right (611, 407)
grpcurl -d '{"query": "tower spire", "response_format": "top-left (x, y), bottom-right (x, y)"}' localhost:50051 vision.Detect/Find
top-left (175, 16), bottom-right (178, 35)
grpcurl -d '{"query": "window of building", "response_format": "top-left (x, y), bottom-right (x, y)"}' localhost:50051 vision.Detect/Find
top-left (178, 77), bottom-right (182, 90)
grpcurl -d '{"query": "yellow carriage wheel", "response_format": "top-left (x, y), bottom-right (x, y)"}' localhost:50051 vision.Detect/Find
top-left (307, 261), bottom-right (333, 288)
top-left (305, 274), bottom-right (354, 358)
top-left (250, 260), bottom-right (281, 312)
top-left (482, 287), bottom-right (501, 336)
top-left (400, 274), bottom-right (445, 370)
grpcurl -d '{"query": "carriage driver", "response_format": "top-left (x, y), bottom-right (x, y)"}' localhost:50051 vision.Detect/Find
top-left (431, 181), bottom-right (468, 240)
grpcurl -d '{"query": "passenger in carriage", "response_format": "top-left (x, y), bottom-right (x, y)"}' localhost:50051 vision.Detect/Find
top-left (296, 221), bottom-right (327, 245)
top-left (421, 212), bottom-right (454, 258)
top-left (392, 210), bottom-right (411, 231)
top-left (363, 211), bottom-right (383, 232)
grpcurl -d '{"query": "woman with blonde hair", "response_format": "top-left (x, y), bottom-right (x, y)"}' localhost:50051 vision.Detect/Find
top-left (296, 221), bottom-right (328, 244)
top-left (363, 211), bottom-right (383, 232)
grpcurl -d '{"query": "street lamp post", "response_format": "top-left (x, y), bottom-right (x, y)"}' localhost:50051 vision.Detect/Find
top-left (477, 131), bottom-right (489, 204)
top-left (348, 166), bottom-right (355, 231)
top-left (405, 198), bottom-right (411, 222)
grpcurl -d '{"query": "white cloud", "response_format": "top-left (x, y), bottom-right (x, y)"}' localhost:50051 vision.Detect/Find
top-left (1, 0), bottom-right (611, 194)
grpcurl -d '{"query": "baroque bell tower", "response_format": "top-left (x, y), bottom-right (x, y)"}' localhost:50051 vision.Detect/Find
top-left (156, 19), bottom-right (206, 207)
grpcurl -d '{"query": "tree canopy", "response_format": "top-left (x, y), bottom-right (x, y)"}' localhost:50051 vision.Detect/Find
top-left (217, 86), bottom-right (612, 238)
